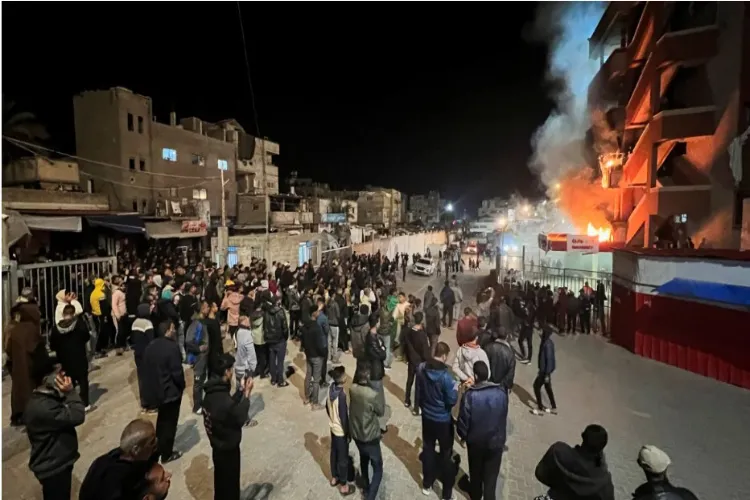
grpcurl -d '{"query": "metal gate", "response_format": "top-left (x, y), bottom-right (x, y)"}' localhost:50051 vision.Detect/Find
top-left (4, 257), bottom-right (117, 334)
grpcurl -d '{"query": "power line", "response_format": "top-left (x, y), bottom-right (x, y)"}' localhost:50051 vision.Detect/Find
top-left (79, 171), bottom-right (211, 191)
top-left (236, 1), bottom-right (261, 138)
top-left (3, 136), bottom-right (222, 181)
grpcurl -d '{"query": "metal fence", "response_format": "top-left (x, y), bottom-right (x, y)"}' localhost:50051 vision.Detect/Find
top-left (3, 256), bottom-right (117, 335)
top-left (502, 264), bottom-right (613, 330)
top-left (319, 245), bottom-right (353, 266)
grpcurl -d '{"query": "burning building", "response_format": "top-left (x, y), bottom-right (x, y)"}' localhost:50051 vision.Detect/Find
top-left (587, 2), bottom-right (750, 249)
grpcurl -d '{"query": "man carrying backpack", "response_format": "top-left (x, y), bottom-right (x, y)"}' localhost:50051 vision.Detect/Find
top-left (185, 301), bottom-right (209, 414)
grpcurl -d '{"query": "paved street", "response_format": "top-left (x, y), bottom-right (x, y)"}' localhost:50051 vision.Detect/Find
top-left (3, 264), bottom-right (750, 499)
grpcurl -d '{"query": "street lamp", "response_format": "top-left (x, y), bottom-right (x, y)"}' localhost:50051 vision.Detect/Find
top-left (445, 203), bottom-right (453, 212)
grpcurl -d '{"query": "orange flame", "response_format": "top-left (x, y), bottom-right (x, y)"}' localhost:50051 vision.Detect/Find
top-left (587, 223), bottom-right (612, 242)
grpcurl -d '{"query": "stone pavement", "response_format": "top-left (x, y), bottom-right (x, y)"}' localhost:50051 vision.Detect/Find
top-left (3, 265), bottom-right (750, 499)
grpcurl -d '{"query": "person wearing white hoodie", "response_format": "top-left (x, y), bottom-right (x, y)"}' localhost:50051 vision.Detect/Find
top-left (452, 332), bottom-right (491, 423)
top-left (54, 290), bottom-right (83, 325)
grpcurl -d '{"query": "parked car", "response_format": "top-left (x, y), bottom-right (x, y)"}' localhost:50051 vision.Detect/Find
top-left (412, 258), bottom-right (435, 276)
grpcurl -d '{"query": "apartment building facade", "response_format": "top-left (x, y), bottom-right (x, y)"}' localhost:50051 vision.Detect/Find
top-left (589, 2), bottom-right (750, 249)
top-left (73, 87), bottom-right (238, 220)
top-left (357, 188), bottom-right (403, 228)
top-left (409, 191), bottom-right (441, 224)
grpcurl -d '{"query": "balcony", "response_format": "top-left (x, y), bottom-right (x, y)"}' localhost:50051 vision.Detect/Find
top-left (589, 48), bottom-right (629, 105)
top-left (270, 211), bottom-right (313, 226)
top-left (2, 188), bottom-right (110, 213)
top-left (626, 25), bottom-right (719, 126)
top-left (626, 185), bottom-right (711, 245)
top-left (590, 2), bottom-right (638, 48)
top-left (621, 106), bottom-right (716, 185)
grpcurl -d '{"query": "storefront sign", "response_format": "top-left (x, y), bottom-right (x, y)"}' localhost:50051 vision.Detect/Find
top-left (181, 220), bottom-right (207, 233)
top-left (567, 234), bottom-right (599, 253)
top-left (322, 213), bottom-right (346, 223)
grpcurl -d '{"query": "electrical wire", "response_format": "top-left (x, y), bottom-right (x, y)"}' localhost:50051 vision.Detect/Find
top-left (236, 1), bottom-right (261, 138)
top-left (3, 136), bottom-right (222, 180)
top-left (79, 171), bottom-right (211, 190)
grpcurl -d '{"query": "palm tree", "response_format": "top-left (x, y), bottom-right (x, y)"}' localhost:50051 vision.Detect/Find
top-left (3, 96), bottom-right (49, 163)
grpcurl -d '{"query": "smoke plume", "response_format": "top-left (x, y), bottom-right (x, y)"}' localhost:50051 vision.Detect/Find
top-left (526, 2), bottom-right (614, 229)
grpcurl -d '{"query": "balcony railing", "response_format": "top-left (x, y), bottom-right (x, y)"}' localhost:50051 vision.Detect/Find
top-left (626, 185), bottom-right (712, 245)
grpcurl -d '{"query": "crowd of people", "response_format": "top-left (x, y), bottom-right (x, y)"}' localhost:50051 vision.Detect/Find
top-left (3, 246), bottom-right (701, 500)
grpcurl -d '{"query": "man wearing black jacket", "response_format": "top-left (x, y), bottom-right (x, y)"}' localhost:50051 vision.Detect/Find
top-left (142, 321), bottom-right (185, 463)
top-left (302, 312), bottom-right (328, 410)
top-left (25, 362), bottom-right (86, 500)
top-left (362, 314), bottom-right (389, 433)
top-left (263, 295), bottom-right (290, 387)
top-left (202, 353), bottom-right (254, 500)
top-left (403, 312), bottom-right (430, 414)
top-left (49, 304), bottom-right (92, 411)
top-left (483, 329), bottom-right (516, 393)
top-left (132, 303), bottom-right (156, 412)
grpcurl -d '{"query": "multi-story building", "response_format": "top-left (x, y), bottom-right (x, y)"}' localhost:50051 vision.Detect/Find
top-left (409, 191), bottom-right (441, 224)
top-left (588, 2), bottom-right (750, 248)
top-left (478, 197), bottom-right (509, 219)
top-left (236, 137), bottom-right (280, 196)
top-left (357, 188), bottom-right (403, 228)
top-left (73, 87), bottom-right (238, 220)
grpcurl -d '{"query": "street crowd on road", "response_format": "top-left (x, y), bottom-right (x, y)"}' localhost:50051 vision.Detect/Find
top-left (3, 245), bottom-right (701, 500)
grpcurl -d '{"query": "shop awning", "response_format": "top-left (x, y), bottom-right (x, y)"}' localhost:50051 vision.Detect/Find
top-left (23, 215), bottom-right (82, 232)
top-left (655, 278), bottom-right (750, 308)
top-left (145, 221), bottom-right (207, 239)
top-left (86, 215), bottom-right (146, 234)
top-left (3, 210), bottom-right (31, 247)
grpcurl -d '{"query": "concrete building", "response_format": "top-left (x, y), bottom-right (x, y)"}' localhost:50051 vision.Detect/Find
top-left (357, 188), bottom-right (403, 228)
top-left (409, 191), bottom-right (441, 224)
top-left (478, 197), bottom-right (510, 219)
top-left (236, 137), bottom-right (280, 196)
top-left (588, 2), bottom-right (750, 248)
top-left (73, 87), bottom-right (238, 220)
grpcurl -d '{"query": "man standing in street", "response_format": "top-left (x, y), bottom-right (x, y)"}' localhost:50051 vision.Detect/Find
top-left (142, 321), bottom-right (185, 463)
top-left (303, 310), bottom-right (328, 410)
top-left (483, 328), bottom-right (516, 394)
top-left (417, 341), bottom-right (459, 500)
top-left (457, 361), bottom-right (508, 500)
top-left (403, 311), bottom-right (430, 414)
top-left (349, 369), bottom-right (385, 500)
top-left (327, 292), bottom-right (342, 364)
top-left (439, 281), bottom-right (456, 328)
top-left (263, 294), bottom-right (290, 388)
top-left (202, 353), bottom-right (254, 500)
top-left (25, 362), bottom-right (86, 500)
top-left (364, 314), bottom-right (389, 433)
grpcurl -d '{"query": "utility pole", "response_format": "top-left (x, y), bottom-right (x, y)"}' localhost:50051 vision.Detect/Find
top-left (217, 153), bottom-right (229, 268)
top-left (261, 137), bottom-right (270, 263)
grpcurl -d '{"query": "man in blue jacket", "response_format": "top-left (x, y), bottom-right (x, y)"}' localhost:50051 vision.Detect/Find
top-left (457, 361), bottom-right (508, 500)
top-left (531, 326), bottom-right (557, 416)
top-left (417, 341), bottom-right (458, 500)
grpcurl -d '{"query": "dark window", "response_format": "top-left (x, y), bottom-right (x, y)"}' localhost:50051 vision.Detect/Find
top-left (138, 116), bottom-right (144, 133)
top-left (139, 159), bottom-right (145, 171)
top-left (127, 113), bottom-right (134, 131)
top-left (132, 199), bottom-right (138, 212)
top-left (129, 158), bottom-right (135, 170)
top-left (253, 203), bottom-right (260, 210)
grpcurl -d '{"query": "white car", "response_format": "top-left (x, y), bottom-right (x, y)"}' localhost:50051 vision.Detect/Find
top-left (412, 258), bottom-right (435, 276)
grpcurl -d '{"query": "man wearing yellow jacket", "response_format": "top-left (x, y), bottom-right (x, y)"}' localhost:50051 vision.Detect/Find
top-left (90, 279), bottom-right (113, 357)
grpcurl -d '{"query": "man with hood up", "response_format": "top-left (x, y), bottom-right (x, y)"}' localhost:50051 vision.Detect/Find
top-left (24, 357), bottom-right (86, 500)
top-left (90, 278), bottom-right (113, 358)
top-left (50, 304), bottom-right (93, 411)
top-left (54, 289), bottom-right (83, 325)
top-left (534, 424), bottom-right (615, 500)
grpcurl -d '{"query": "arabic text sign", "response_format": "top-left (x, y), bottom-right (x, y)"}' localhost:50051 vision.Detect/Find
top-left (567, 235), bottom-right (599, 253)
top-left (322, 213), bottom-right (347, 223)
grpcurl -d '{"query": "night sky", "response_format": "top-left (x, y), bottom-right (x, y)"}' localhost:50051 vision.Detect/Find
top-left (3, 3), bottom-right (553, 213)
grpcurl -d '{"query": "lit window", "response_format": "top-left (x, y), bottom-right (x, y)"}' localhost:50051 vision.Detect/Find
top-left (193, 188), bottom-right (207, 200)
top-left (192, 154), bottom-right (205, 166)
top-left (218, 159), bottom-right (228, 171)
top-left (162, 148), bottom-right (177, 162)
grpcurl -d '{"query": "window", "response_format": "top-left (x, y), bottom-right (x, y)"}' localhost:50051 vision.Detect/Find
top-left (129, 158), bottom-right (135, 170)
top-left (673, 214), bottom-right (688, 224)
top-left (139, 159), bottom-right (146, 171)
top-left (267, 182), bottom-right (274, 188)
top-left (191, 154), bottom-right (205, 166)
top-left (192, 189), bottom-right (207, 200)
top-left (169, 187), bottom-right (178, 197)
top-left (218, 159), bottom-right (228, 171)
top-left (127, 113), bottom-right (134, 131)
top-left (137, 116), bottom-right (144, 134)
top-left (132, 199), bottom-right (138, 212)
top-left (162, 148), bottom-right (177, 162)
top-left (87, 179), bottom-right (94, 193)
top-left (252, 203), bottom-right (260, 211)
top-left (200, 188), bottom-right (207, 200)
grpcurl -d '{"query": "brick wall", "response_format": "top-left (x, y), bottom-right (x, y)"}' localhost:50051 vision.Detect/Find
top-left (212, 232), bottom-right (322, 267)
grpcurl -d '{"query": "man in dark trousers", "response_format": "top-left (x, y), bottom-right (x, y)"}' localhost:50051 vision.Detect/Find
top-left (457, 361), bottom-right (508, 500)
top-left (263, 294), bottom-right (290, 387)
top-left (417, 341), bottom-right (459, 500)
top-left (202, 353), bottom-right (254, 500)
top-left (439, 281), bottom-right (456, 328)
top-left (483, 328), bottom-right (516, 393)
top-left (49, 304), bottom-right (92, 411)
top-left (79, 418), bottom-right (160, 500)
top-left (403, 311), bottom-right (431, 415)
top-left (25, 360), bottom-right (86, 500)
top-left (142, 321), bottom-right (185, 463)
top-left (302, 311), bottom-right (328, 410)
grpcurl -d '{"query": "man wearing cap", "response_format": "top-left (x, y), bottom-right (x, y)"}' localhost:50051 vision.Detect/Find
top-left (633, 445), bottom-right (699, 500)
